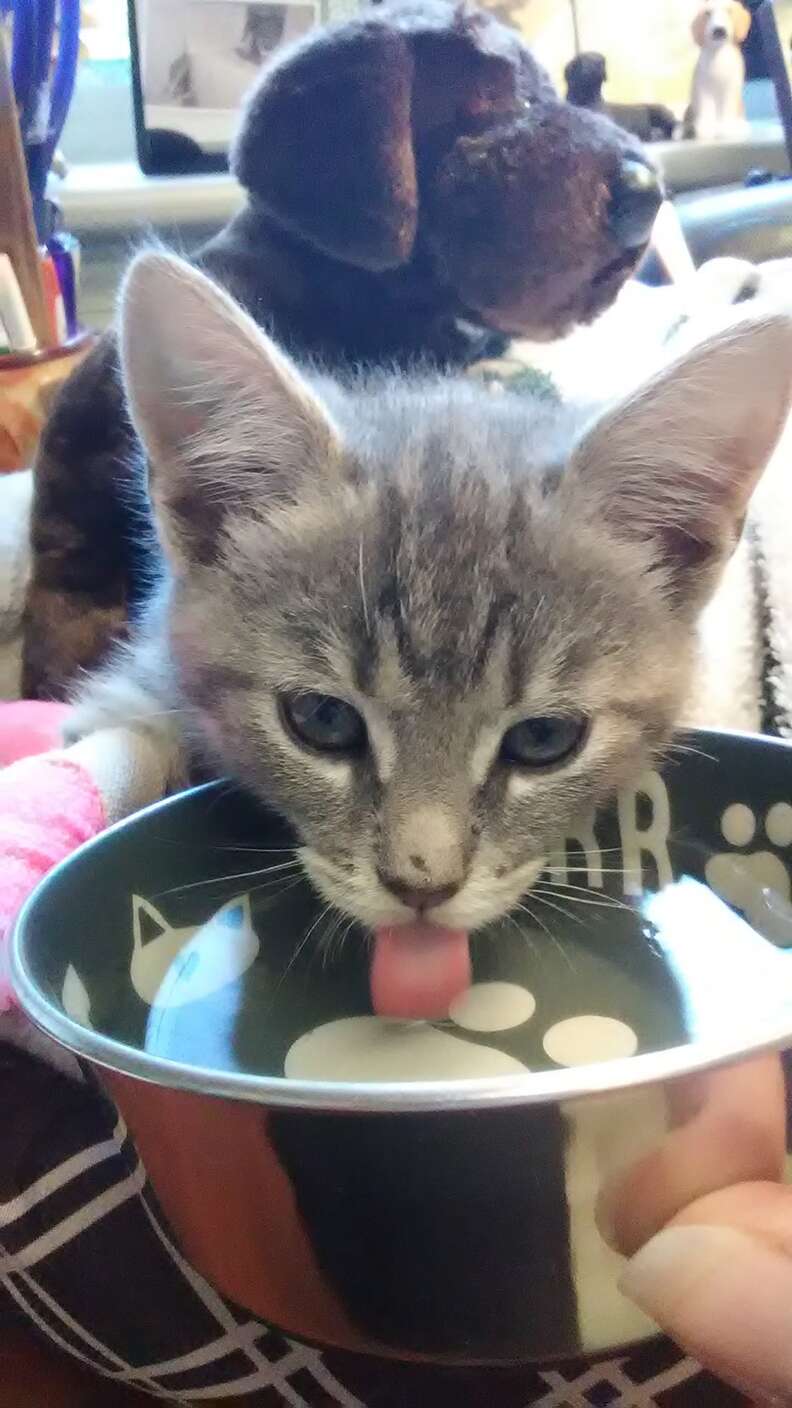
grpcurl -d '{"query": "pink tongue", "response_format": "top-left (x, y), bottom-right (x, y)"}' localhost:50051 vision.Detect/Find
top-left (371, 924), bottom-right (471, 1020)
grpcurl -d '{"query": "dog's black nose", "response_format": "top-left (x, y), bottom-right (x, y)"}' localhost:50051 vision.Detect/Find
top-left (711, 24), bottom-right (728, 39)
top-left (610, 159), bottom-right (664, 249)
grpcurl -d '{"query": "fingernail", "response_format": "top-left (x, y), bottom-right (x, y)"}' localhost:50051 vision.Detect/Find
top-left (619, 1224), bottom-right (743, 1317)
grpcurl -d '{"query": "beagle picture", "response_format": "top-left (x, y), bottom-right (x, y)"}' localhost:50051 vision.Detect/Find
top-left (688, 1), bottom-right (752, 140)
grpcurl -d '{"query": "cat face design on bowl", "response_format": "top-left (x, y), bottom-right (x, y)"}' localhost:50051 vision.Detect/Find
top-left (129, 892), bottom-right (259, 1008)
top-left (61, 892), bottom-right (260, 1026)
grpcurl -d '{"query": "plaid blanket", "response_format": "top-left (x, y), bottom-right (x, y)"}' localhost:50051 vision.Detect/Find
top-left (0, 1042), bottom-right (744, 1406)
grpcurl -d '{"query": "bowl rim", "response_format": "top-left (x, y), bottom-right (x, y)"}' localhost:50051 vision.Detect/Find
top-left (11, 727), bottom-right (792, 1115)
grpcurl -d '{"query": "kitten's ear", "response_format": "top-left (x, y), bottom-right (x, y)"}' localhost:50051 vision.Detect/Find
top-left (119, 252), bottom-right (341, 564)
top-left (565, 315), bottom-right (792, 608)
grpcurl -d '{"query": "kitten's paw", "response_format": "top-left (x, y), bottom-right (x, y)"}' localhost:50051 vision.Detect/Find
top-left (65, 661), bottom-right (188, 797)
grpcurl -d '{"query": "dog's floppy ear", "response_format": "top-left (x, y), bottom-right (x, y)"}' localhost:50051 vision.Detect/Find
top-left (691, 9), bottom-right (708, 46)
top-left (732, 1), bottom-right (751, 43)
top-left (231, 4), bottom-right (541, 274)
top-left (232, 20), bottom-right (418, 272)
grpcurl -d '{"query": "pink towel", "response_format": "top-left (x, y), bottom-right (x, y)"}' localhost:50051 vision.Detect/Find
top-left (0, 704), bottom-right (107, 1011)
top-left (0, 700), bottom-right (70, 766)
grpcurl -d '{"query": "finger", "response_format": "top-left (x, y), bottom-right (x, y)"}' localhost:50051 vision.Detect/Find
top-left (673, 1180), bottom-right (792, 1257)
top-left (620, 1201), bottom-right (792, 1404)
top-left (599, 1055), bottom-right (786, 1256)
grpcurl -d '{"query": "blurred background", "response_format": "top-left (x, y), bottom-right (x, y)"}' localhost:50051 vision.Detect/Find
top-left (64, 0), bottom-right (792, 166)
top-left (496, 0), bottom-right (792, 111)
top-left (8, 0), bottom-right (792, 328)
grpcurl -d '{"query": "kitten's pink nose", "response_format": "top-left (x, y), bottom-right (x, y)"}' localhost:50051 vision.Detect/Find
top-left (377, 873), bottom-right (461, 912)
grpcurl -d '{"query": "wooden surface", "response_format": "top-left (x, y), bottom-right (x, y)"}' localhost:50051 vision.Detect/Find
top-left (0, 28), bottom-right (49, 348)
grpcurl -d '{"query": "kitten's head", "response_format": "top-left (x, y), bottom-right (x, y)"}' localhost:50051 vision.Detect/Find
top-left (120, 253), bottom-right (792, 936)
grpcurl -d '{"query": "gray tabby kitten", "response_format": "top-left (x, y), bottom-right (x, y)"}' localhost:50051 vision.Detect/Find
top-left (71, 252), bottom-right (792, 1015)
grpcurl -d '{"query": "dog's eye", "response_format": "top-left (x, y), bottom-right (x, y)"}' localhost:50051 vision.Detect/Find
top-left (280, 692), bottom-right (367, 756)
top-left (500, 715), bottom-right (588, 769)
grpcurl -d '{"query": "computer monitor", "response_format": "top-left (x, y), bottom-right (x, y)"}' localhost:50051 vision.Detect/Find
top-left (128, 0), bottom-right (326, 174)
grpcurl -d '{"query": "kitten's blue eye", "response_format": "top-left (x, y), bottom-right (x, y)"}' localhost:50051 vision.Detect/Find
top-left (280, 692), bottom-right (367, 755)
top-left (500, 715), bottom-right (587, 769)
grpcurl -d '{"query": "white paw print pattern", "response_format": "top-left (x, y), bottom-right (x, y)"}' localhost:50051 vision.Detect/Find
top-left (285, 982), bottom-right (638, 1083)
top-left (705, 802), bottom-right (792, 946)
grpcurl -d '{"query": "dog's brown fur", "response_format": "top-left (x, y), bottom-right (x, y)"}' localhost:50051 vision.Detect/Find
top-left (22, 0), bottom-right (659, 701)
top-left (692, 1), bottom-right (751, 49)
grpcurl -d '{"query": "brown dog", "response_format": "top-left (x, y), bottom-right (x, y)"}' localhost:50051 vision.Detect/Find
top-left (22, 0), bottom-right (662, 701)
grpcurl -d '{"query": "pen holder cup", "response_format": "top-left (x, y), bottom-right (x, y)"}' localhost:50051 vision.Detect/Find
top-left (0, 331), bottom-right (95, 473)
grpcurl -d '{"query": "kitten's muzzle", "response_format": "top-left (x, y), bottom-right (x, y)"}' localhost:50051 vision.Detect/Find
top-left (376, 873), bottom-right (462, 914)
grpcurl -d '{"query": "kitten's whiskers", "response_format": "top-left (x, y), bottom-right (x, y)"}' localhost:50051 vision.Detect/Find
top-left (157, 859), bottom-right (302, 897)
top-left (514, 898), bottom-right (577, 972)
top-left (535, 880), bottom-right (633, 912)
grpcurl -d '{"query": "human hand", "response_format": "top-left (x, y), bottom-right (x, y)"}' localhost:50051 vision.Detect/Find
top-left (588, 1052), bottom-right (788, 1405)
top-left (620, 1179), bottom-right (792, 1406)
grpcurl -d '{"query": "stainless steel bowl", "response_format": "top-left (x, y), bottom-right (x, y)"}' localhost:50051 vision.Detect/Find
top-left (11, 728), bottom-right (792, 1365)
